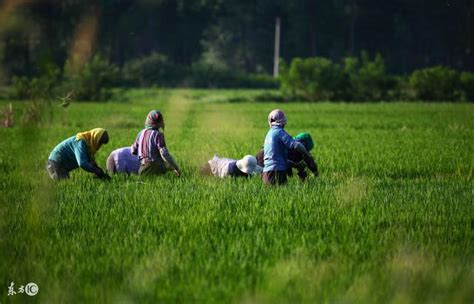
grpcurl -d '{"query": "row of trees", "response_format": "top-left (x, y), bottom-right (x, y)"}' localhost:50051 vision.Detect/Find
top-left (0, 0), bottom-right (473, 83)
top-left (8, 54), bottom-right (278, 101)
top-left (7, 51), bottom-right (474, 102)
top-left (280, 53), bottom-right (474, 102)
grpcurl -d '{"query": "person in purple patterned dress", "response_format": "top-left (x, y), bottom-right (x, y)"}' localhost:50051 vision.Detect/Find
top-left (131, 110), bottom-right (181, 176)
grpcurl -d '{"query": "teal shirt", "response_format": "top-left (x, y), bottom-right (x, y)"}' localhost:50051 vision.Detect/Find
top-left (48, 136), bottom-right (96, 173)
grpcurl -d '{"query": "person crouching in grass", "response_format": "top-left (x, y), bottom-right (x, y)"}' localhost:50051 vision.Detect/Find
top-left (257, 132), bottom-right (318, 182)
top-left (106, 147), bottom-right (140, 174)
top-left (200, 155), bottom-right (262, 178)
top-left (131, 110), bottom-right (181, 177)
top-left (262, 109), bottom-right (310, 185)
top-left (47, 128), bottom-right (110, 180)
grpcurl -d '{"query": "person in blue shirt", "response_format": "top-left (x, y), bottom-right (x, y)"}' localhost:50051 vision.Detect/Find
top-left (257, 132), bottom-right (318, 182)
top-left (262, 109), bottom-right (309, 185)
top-left (47, 128), bottom-right (110, 180)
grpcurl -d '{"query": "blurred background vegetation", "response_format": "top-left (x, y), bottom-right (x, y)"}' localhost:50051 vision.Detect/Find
top-left (0, 0), bottom-right (473, 101)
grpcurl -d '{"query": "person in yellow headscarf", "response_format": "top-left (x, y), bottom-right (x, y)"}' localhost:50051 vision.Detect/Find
top-left (47, 128), bottom-right (110, 180)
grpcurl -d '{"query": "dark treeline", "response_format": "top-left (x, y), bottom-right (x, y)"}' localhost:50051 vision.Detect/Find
top-left (0, 0), bottom-right (473, 82)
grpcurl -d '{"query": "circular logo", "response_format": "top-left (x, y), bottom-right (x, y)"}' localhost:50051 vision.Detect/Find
top-left (25, 283), bottom-right (39, 296)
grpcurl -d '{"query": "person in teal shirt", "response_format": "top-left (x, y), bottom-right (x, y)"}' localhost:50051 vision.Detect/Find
top-left (47, 128), bottom-right (109, 180)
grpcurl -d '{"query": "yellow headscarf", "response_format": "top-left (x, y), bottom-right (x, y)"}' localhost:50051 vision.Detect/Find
top-left (76, 128), bottom-right (107, 156)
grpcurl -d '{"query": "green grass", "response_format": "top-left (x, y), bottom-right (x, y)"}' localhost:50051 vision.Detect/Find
top-left (1, 89), bottom-right (473, 303)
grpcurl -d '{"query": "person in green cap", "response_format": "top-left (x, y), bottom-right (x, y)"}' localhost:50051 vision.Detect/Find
top-left (256, 132), bottom-right (318, 181)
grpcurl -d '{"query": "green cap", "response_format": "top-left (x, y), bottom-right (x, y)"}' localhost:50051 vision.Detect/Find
top-left (294, 132), bottom-right (314, 151)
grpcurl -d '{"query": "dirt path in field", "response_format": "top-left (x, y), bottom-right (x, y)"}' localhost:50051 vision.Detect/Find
top-left (158, 90), bottom-right (262, 169)
top-left (192, 99), bottom-right (258, 163)
top-left (161, 89), bottom-right (193, 132)
top-left (157, 90), bottom-right (203, 169)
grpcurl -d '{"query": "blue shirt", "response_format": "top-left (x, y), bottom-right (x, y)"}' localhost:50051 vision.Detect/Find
top-left (48, 136), bottom-right (97, 173)
top-left (263, 126), bottom-right (298, 172)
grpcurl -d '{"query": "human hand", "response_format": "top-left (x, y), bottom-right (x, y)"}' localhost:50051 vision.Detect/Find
top-left (174, 169), bottom-right (181, 177)
top-left (94, 168), bottom-right (111, 180)
top-left (298, 171), bottom-right (308, 182)
top-left (99, 173), bottom-right (111, 181)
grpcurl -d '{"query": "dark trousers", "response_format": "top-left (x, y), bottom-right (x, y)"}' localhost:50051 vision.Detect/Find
top-left (138, 161), bottom-right (166, 176)
top-left (46, 160), bottom-right (70, 180)
top-left (262, 170), bottom-right (288, 185)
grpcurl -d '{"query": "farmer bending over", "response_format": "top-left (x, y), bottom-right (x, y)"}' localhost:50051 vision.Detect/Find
top-left (257, 132), bottom-right (318, 182)
top-left (47, 128), bottom-right (110, 180)
top-left (201, 155), bottom-right (262, 178)
top-left (106, 147), bottom-right (140, 174)
top-left (131, 110), bottom-right (181, 176)
top-left (262, 109), bottom-right (310, 185)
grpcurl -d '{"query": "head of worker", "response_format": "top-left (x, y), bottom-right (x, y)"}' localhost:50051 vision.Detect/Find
top-left (145, 110), bottom-right (165, 130)
top-left (268, 109), bottom-right (287, 128)
top-left (76, 128), bottom-right (109, 156)
top-left (236, 155), bottom-right (263, 175)
top-left (294, 132), bottom-right (314, 152)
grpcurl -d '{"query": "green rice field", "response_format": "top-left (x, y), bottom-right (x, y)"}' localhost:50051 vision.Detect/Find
top-left (1, 89), bottom-right (473, 303)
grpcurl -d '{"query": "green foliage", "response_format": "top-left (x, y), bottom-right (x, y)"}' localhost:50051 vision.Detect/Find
top-left (343, 52), bottom-right (396, 101)
top-left (121, 54), bottom-right (277, 89)
top-left (10, 76), bottom-right (30, 99)
top-left (0, 89), bottom-right (472, 302)
top-left (389, 75), bottom-right (414, 101)
top-left (0, 86), bottom-right (11, 100)
top-left (64, 55), bottom-right (120, 101)
top-left (10, 64), bottom-right (62, 100)
top-left (409, 66), bottom-right (461, 101)
top-left (460, 72), bottom-right (474, 102)
top-left (9, 57), bottom-right (120, 102)
top-left (280, 57), bottom-right (347, 101)
top-left (188, 63), bottom-right (278, 88)
top-left (122, 52), bottom-right (182, 87)
top-left (281, 54), bottom-right (474, 102)
top-left (280, 53), bottom-right (396, 102)
top-left (1, 1), bottom-right (473, 81)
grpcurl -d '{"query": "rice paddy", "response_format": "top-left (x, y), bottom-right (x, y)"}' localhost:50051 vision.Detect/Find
top-left (0, 89), bottom-right (473, 303)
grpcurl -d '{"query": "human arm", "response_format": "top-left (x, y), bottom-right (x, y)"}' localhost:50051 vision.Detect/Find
top-left (160, 147), bottom-right (180, 176)
top-left (131, 131), bottom-right (141, 155)
top-left (279, 130), bottom-right (310, 158)
top-left (303, 153), bottom-right (319, 176)
top-left (256, 149), bottom-right (264, 167)
top-left (292, 154), bottom-right (318, 181)
top-left (289, 150), bottom-right (318, 180)
top-left (156, 133), bottom-right (181, 176)
top-left (74, 140), bottom-right (106, 176)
